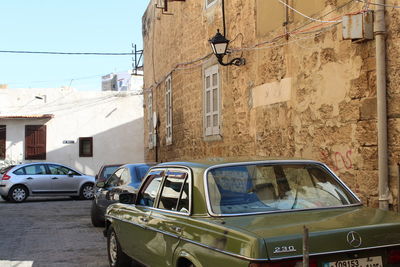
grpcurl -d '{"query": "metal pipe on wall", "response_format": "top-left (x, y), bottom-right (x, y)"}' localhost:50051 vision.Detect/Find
top-left (374, 0), bottom-right (389, 210)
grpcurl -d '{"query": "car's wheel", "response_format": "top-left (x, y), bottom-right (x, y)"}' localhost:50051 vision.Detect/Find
top-left (79, 183), bottom-right (94, 200)
top-left (8, 185), bottom-right (28, 203)
top-left (91, 200), bottom-right (105, 227)
top-left (107, 226), bottom-right (132, 267)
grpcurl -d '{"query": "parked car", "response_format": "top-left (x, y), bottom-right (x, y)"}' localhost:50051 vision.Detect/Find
top-left (95, 164), bottom-right (123, 183)
top-left (0, 162), bottom-right (95, 203)
top-left (104, 159), bottom-right (400, 267)
top-left (91, 163), bottom-right (154, 227)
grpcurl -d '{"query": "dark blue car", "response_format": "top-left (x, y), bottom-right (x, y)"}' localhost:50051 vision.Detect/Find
top-left (91, 163), bottom-right (154, 227)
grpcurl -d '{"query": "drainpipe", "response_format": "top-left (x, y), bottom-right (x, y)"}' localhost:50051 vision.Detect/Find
top-left (374, 0), bottom-right (389, 210)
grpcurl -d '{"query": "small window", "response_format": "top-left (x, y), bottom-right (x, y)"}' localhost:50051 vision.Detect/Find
top-left (206, 0), bottom-right (217, 9)
top-left (204, 65), bottom-right (220, 136)
top-left (0, 125), bottom-right (5, 160)
top-left (158, 171), bottom-right (189, 213)
top-left (79, 137), bottom-right (93, 157)
top-left (165, 76), bottom-right (173, 145)
top-left (147, 92), bottom-right (154, 149)
top-left (137, 170), bottom-right (164, 207)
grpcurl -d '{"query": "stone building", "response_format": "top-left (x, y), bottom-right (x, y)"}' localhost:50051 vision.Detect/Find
top-left (142, 0), bottom-right (400, 210)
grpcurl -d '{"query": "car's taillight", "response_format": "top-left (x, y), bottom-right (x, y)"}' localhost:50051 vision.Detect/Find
top-left (2, 173), bottom-right (11, 180)
top-left (249, 259), bottom-right (317, 267)
top-left (388, 248), bottom-right (400, 264)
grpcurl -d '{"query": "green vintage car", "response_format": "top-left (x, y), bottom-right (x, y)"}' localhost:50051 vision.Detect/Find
top-left (104, 159), bottom-right (400, 267)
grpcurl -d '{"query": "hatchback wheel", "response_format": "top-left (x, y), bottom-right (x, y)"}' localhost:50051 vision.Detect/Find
top-left (79, 183), bottom-right (94, 200)
top-left (8, 185), bottom-right (28, 203)
top-left (107, 226), bottom-right (132, 267)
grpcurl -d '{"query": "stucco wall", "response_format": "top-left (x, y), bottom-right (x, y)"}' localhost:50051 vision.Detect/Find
top-left (142, 0), bottom-right (400, 209)
top-left (0, 87), bottom-right (144, 175)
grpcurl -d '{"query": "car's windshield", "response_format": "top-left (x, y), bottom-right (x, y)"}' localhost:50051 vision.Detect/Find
top-left (206, 163), bottom-right (359, 215)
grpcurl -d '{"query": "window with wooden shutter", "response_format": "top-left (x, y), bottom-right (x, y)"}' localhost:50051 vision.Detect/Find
top-left (79, 137), bottom-right (93, 157)
top-left (25, 125), bottom-right (46, 160)
top-left (204, 65), bottom-right (220, 136)
top-left (165, 76), bottom-right (173, 145)
top-left (0, 125), bottom-right (5, 160)
top-left (148, 91), bottom-right (154, 149)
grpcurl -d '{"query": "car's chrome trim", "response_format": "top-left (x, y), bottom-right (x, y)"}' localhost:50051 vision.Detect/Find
top-left (105, 214), bottom-right (147, 229)
top-left (137, 166), bottom-right (193, 215)
top-left (106, 214), bottom-right (400, 262)
top-left (203, 160), bottom-right (362, 217)
top-left (268, 243), bottom-right (400, 261)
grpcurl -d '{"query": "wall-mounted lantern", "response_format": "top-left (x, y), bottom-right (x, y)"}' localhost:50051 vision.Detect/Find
top-left (209, 29), bottom-right (245, 66)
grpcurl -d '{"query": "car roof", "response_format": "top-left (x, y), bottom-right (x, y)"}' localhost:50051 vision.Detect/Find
top-left (155, 157), bottom-right (320, 170)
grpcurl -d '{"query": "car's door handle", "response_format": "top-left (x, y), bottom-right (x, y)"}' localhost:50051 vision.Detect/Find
top-left (52, 177), bottom-right (58, 180)
top-left (139, 217), bottom-right (149, 223)
top-left (170, 226), bottom-right (182, 232)
top-left (26, 177), bottom-right (33, 180)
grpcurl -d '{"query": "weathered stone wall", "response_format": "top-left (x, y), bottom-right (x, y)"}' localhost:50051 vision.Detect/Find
top-left (142, 0), bottom-right (400, 209)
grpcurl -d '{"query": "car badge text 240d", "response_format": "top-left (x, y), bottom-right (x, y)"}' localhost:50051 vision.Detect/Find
top-left (346, 231), bottom-right (362, 248)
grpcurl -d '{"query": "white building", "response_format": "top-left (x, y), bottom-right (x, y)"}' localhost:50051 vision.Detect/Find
top-left (0, 87), bottom-right (144, 175)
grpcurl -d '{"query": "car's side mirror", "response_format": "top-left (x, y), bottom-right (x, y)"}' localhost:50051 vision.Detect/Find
top-left (119, 193), bottom-right (136, 204)
top-left (67, 171), bottom-right (74, 177)
top-left (96, 181), bottom-right (106, 188)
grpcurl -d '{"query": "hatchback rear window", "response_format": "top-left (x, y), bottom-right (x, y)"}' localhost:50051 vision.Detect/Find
top-left (0, 165), bottom-right (15, 174)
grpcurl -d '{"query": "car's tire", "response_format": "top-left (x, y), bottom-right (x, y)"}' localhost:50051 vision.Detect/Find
top-left (107, 226), bottom-right (132, 267)
top-left (91, 200), bottom-right (105, 227)
top-left (8, 185), bottom-right (28, 203)
top-left (79, 183), bottom-right (94, 200)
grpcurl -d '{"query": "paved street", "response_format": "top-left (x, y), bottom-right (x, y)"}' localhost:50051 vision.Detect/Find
top-left (0, 197), bottom-right (108, 267)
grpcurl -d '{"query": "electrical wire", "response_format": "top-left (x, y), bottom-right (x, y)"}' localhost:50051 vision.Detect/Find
top-left (354, 0), bottom-right (400, 8)
top-left (276, 0), bottom-right (343, 23)
top-left (0, 50), bottom-right (134, 56)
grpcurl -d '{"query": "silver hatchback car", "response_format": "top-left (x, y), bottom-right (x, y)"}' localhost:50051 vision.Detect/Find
top-left (0, 162), bottom-right (95, 202)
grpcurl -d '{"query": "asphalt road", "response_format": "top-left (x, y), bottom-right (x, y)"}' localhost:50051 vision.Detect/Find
top-left (0, 197), bottom-right (109, 267)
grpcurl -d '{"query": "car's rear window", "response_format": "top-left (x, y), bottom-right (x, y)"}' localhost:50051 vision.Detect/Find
top-left (0, 165), bottom-right (15, 174)
top-left (206, 163), bottom-right (359, 215)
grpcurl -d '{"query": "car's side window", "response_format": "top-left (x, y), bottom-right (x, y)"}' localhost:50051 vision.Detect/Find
top-left (107, 168), bottom-right (124, 187)
top-left (118, 169), bottom-right (130, 186)
top-left (48, 164), bottom-right (77, 175)
top-left (137, 171), bottom-right (164, 207)
top-left (23, 164), bottom-right (47, 175)
top-left (158, 171), bottom-right (189, 213)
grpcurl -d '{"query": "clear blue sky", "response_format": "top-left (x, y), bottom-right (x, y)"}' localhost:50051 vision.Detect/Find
top-left (0, 0), bottom-right (150, 91)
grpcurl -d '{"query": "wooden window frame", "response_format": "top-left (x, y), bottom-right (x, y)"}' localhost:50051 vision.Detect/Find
top-left (204, 65), bottom-right (220, 137)
top-left (0, 125), bottom-right (5, 160)
top-left (79, 137), bottom-right (93, 157)
top-left (165, 75), bottom-right (173, 145)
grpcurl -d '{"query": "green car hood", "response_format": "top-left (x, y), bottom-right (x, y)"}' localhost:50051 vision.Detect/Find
top-left (220, 206), bottom-right (400, 259)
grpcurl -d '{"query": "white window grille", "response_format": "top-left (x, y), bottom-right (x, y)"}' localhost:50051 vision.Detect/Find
top-left (206, 0), bottom-right (217, 9)
top-left (165, 76), bottom-right (173, 145)
top-left (204, 65), bottom-right (220, 136)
